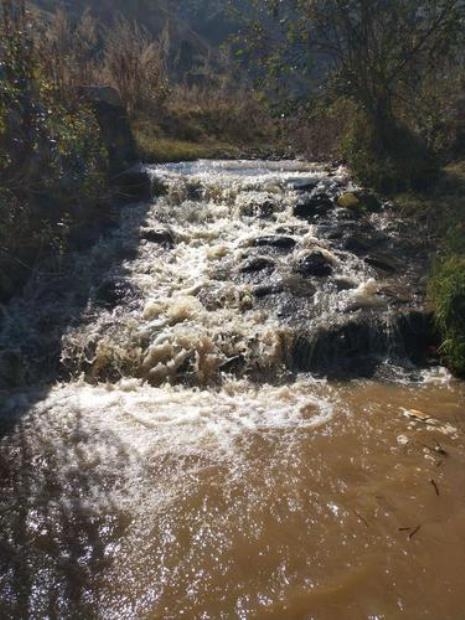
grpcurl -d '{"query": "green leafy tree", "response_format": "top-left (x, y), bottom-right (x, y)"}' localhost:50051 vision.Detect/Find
top-left (241, 0), bottom-right (465, 188)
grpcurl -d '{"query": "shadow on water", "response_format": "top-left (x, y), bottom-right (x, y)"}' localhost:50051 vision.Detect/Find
top-left (0, 399), bottom-right (136, 618)
top-left (0, 196), bottom-right (153, 437)
top-left (0, 195), bottom-right (154, 616)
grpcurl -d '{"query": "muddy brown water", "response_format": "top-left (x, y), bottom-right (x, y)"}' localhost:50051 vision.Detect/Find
top-left (0, 162), bottom-right (464, 619)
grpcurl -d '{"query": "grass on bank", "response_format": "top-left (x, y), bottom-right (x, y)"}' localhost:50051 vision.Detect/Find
top-left (135, 130), bottom-right (242, 163)
top-left (133, 118), bottom-right (284, 163)
top-left (395, 162), bottom-right (465, 376)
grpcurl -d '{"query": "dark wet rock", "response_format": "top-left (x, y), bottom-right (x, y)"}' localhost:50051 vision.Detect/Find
top-left (343, 231), bottom-right (388, 255)
top-left (252, 236), bottom-right (296, 251)
top-left (95, 279), bottom-right (135, 308)
top-left (254, 200), bottom-right (276, 219)
top-left (186, 182), bottom-right (204, 201)
top-left (380, 284), bottom-right (412, 304)
top-left (219, 355), bottom-right (246, 374)
top-left (151, 176), bottom-right (169, 197)
top-left (287, 178), bottom-right (319, 192)
top-left (210, 264), bottom-right (233, 282)
top-left (294, 251), bottom-right (333, 278)
top-left (292, 319), bottom-right (382, 378)
top-left (253, 283), bottom-right (285, 298)
top-left (240, 257), bottom-right (276, 274)
top-left (284, 277), bottom-right (317, 299)
top-left (250, 277), bottom-right (316, 323)
top-left (116, 167), bottom-right (153, 203)
top-left (141, 227), bottom-right (175, 248)
top-left (320, 219), bottom-right (367, 242)
top-left (365, 253), bottom-right (399, 274)
top-left (334, 277), bottom-right (358, 291)
top-left (335, 208), bottom-right (362, 222)
top-left (357, 190), bottom-right (382, 213)
top-left (323, 225), bottom-right (345, 241)
top-left (239, 196), bottom-right (277, 219)
top-left (275, 225), bottom-right (309, 236)
top-left (294, 192), bottom-right (333, 220)
top-left (395, 310), bottom-right (439, 364)
top-left (291, 309), bottom-right (438, 378)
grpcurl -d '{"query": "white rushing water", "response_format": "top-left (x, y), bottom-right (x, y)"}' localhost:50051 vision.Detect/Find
top-left (52, 159), bottom-right (397, 387)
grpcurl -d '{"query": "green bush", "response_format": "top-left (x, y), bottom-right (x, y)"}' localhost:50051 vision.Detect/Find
top-left (429, 255), bottom-right (465, 376)
top-left (342, 110), bottom-right (439, 193)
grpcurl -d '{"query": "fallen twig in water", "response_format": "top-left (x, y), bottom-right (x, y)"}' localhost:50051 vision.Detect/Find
top-left (352, 509), bottom-right (369, 528)
top-left (398, 525), bottom-right (422, 539)
top-left (402, 409), bottom-right (458, 437)
top-left (419, 440), bottom-right (449, 457)
top-left (430, 479), bottom-right (440, 496)
top-left (409, 525), bottom-right (422, 540)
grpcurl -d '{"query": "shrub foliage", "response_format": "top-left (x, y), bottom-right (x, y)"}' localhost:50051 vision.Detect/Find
top-left (430, 256), bottom-right (465, 377)
top-left (0, 0), bottom-right (109, 300)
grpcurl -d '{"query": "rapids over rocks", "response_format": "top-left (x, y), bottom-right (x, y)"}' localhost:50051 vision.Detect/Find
top-left (0, 160), bottom-right (464, 619)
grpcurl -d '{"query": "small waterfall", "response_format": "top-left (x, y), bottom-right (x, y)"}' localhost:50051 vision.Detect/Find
top-left (59, 159), bottom-right (436, 384)
top-left (0, 160), bottom-right (436, 389)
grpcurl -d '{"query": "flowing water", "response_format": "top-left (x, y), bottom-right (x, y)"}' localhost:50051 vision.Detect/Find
top-left (0, 161), bottom-right (464, 619)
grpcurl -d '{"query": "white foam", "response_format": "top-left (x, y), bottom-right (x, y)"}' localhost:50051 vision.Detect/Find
top-left (4, 379), bottom-right (336, 484)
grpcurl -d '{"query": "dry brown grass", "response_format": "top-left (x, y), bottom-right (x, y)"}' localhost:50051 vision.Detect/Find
top-left (102, 17), bottom-right (169, 117)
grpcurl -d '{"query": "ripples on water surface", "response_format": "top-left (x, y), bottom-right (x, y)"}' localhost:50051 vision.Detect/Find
top-left (1, 161), bottom-right (465, 619)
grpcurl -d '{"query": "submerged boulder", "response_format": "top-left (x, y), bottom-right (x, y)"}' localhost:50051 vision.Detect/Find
top-left (275, 225), bottom-right (309, 236)
top-left (364, 253), bottom-right (399, 274)
top-left (186, 182), bottom-right (204, 202)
